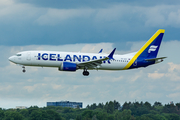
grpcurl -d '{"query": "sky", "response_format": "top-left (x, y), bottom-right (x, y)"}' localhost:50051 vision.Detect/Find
top-left (0, 0), bottom-right (180, 108)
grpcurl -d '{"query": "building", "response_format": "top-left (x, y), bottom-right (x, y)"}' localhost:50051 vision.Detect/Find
top-left (47, 101), bottom-right (83, 108)
top-left (16, 106), bottom-right (27, 109)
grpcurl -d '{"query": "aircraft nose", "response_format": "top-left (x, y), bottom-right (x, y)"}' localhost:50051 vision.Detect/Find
top-left (8, 56), bottom-right (15, 63)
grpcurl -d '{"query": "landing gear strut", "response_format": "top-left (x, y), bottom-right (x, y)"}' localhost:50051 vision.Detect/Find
top-left (22, 66), bottom-right (26, 73)
top-left (83, 67), bottom-right (89, 76)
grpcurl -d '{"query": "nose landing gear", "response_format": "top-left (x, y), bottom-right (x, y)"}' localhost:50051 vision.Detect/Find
top-left (22, 66), bottom-right (26, 73)
top-left (83, 67), bottom-right (89, 76)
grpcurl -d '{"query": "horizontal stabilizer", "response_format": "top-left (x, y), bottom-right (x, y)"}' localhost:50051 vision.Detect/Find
top-left (145, 57), bottom-right (167, 61)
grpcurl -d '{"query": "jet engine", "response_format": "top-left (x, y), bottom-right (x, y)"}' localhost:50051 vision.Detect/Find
top-left (58, 62), bottom-right (77, 71)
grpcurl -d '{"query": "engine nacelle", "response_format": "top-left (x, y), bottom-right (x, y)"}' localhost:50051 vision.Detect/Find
top-left (59, 62), bottom-right (77, 71)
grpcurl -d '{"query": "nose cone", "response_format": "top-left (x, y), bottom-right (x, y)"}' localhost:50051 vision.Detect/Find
top-left (8, 56), bottom-right (15, 63)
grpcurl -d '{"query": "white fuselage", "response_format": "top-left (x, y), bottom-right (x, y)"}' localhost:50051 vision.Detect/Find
top-left (9, 51), bottom-right (134, 70)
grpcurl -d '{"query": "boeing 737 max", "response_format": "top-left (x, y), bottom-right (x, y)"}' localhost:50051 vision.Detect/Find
top-left (9, 29), bottom-right (166, 76)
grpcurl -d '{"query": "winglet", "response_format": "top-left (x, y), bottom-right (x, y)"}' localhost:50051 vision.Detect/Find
top-left (108, 48), bottom-right (116, 60)
top-left (99, 49), bottom-right (103, 53)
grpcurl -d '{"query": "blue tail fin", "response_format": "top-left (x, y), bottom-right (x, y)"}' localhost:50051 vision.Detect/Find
top-left (123, 29), bottom-right (165, 70)
top-left (138, 29), bottom-right (165, 58)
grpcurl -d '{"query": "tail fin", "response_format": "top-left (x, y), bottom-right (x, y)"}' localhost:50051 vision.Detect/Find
top-left (123, 29), bottom-right (165, 70)
top-left (138, 29), bottom-right (165, 58)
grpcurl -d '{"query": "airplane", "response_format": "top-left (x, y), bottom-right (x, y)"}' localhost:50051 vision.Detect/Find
top-left (8, 29), bottom-right (166, 76)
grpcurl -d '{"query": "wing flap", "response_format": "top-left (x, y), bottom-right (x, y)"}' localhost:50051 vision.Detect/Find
top-left (78, 57), bottom-right (109, 68)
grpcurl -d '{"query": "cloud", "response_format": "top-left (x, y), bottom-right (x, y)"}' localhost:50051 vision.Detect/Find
top-left (147, 62), bottom-right (180, 82)
top-left (1, 0), bottom-right (180, 46)
top-left (166, 92), bottom-right (180, 99)
top-left (33, 4), bottom-right (180, 28)
top-left (148, 71), bottom-right (165, 79)
top-left (129, 70), bottom-right (142, 82)
top-left (129, 90), bottom-right (141, 99)
top-left (0, 85), bottom-right (12, 91)
top-left (15, 0), bottom-right (180, 9)
top-left (143, 5), bottom-right (180, 27)
top-left (23, 84), bottom-right (38, 93)
top-left (51, 84), bottom-right (64, 90)
top-left (145, 92), bottom-right (162, 99)
top-left (168, 62), bottom-right (180, 72)
top-left (0, 0), bottom-right (14, 7)
top-left (0, 0), bottom-right (41, 22)
top-left (165, 63), bottom-right (180, 81)
top-left (35, 8), bottom-right (95, 25)
top-left (80, 43), bottom-right (113, 53)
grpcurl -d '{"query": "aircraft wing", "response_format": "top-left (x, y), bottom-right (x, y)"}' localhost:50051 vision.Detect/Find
top-left (77, 48), bottom-right (116, 69)
top-left (77, 57), bottom-right (109, 68)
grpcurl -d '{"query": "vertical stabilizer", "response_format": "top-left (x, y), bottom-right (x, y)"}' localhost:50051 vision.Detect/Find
top-left (138, 29), bottom-right (165, 58)
top-left (123, 29), bottom-right (165, 70)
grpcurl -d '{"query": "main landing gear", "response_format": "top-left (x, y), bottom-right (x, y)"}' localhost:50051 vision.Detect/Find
top-left (22, 66), bottom-right (26, 73)
top-left (83, 68), bottom-right (89, 76)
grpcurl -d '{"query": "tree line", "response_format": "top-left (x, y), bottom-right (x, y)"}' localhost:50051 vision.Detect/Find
top-left (0, 100), bottom-right (180, 120)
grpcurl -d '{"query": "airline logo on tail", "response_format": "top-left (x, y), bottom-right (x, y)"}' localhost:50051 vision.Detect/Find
top-left (148, 45), bottom-right (158, 53)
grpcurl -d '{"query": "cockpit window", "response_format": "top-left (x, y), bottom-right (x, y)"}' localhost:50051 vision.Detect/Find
top-left (16, 54), bottom-right (22, 56)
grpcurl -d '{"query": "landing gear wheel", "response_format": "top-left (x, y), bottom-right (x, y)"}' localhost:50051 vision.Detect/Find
top-left (83, 71), bottom-right (89, 76)
top-left (83, 67), bottom-right (89, 76)
top-left (22, 66), bottom-right (26, 73)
